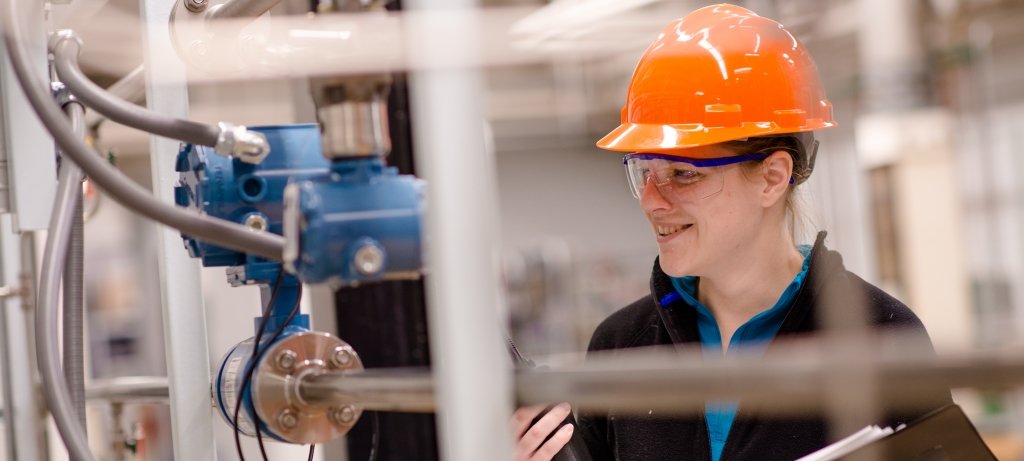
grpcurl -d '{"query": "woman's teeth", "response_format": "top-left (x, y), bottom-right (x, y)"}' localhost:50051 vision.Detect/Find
top-left (657, 224), bottom-right (691, 236)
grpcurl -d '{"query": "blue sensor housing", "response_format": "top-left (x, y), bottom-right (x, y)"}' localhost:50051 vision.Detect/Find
top-left (174, 124), bottom-right (330, 284)
top-left (285, 157), bottom-right (424, 286)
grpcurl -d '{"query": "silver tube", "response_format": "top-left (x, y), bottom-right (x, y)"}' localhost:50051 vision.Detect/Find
top-left (406, 0), bottom-right (513, 459)
top-left (84, 66), bottom-right (145, 130)
top-left (36, 118), bottom-right (92, 460)
top-left (51, 35), bottom-right (220, 148)
top-left (516, 346), bottom-right (952, 416)
top-left (282, 338), bottom-right (1024, 418)
top-left (299, 368), bottom-right (436, 413)
top-left (0, 82), bottom-right (9, 213)
top-left (61, 101), bottom-right (87, 432)
top-left (207, 0), bottom-right (282, 20)
top-left (1, 0), bottom-right (285, 261)
top-left (0, 220), bottom-right (45, 461)
top-left (85, 376), bottom-right (169, 403)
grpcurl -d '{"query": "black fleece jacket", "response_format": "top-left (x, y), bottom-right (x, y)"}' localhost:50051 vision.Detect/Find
top-left (576, 232), bottom-right (951, 461)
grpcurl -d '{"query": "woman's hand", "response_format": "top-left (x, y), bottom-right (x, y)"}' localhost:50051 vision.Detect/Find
top-left (511, 402), bottom-right (574, 461)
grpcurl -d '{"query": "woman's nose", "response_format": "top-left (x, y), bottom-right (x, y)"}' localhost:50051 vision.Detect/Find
top-left (639, 179), bottom-right (672, 212)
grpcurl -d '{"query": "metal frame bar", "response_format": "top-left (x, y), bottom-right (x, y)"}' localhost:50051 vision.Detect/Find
top-left (291, 339), bottom-right (1024, 417)
top-left (0, 216), bottom-right (45, 461)
top-left (138, 0), bottom-right (217, 458)
top-left (405, 2), bottom-right (513, 460)
top-left (0, 0), bottom-right (55, 231)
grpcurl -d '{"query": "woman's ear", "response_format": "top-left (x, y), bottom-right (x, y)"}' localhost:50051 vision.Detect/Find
top-left (760, 151), bottom-right (793, 207)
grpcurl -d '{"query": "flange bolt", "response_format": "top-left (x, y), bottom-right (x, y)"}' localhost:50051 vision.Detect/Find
top-left (275, 350), bottom-right (297, 373)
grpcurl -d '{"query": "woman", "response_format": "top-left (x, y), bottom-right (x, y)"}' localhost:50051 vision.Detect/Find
top-left (513, 4), bottom-right (949, 461)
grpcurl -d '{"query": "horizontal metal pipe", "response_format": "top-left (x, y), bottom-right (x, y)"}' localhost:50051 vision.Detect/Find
top-left (85, 377), bottom-right (169, 403)
top-left (296, 338), bottom-right (1024, 417)
top-left (299, 368), bottom-right (436, 413)
top-left (207, 0), bottom-right (282, 20)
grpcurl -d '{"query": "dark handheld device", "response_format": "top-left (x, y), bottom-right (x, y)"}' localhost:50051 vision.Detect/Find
top-left (507, 338), bottom-right (593, 461)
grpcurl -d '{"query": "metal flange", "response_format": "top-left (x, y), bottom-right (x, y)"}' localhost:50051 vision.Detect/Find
top-left (251, 331), bottom-right (364, 444)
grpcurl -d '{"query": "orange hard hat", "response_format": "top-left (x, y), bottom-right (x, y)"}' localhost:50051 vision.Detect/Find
top-left (597, 4), bottom-right (835, 155)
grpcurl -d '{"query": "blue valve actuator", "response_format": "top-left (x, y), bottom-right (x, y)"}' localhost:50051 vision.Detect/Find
top-left (174, 124), bottom-right (330, 284)
top-left (284, 157), bottom-right (424, 286)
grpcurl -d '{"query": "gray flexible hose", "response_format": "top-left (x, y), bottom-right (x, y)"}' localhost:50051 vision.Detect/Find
top-left (62, 102), bottom-right (87, 432)
top-left (38, 124), bottom-right (93, 460)
top-left (1, 3), bottom-right (284, 261)
top-left (51, 36), bottom-right (220, 148)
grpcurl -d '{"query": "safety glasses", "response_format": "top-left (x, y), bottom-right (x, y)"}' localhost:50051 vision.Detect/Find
top-left (622, 152), bottom-right (771, 202)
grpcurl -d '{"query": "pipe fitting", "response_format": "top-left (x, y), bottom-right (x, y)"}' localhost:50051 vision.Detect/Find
top-left (48, 30), bottom-right (82, 54)
top-left (49, 82), bottom-right (80, 109)
top-left (184, 0), bottom-right (209, 13)
top-left (214, 122), bottom-right (270, 164)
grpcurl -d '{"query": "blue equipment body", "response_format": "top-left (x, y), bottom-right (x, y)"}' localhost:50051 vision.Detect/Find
top-left (175, 123), bottom-right (424, 440)
top-left (285, 157), bottom-right (425, 286)
top-left (175, 123), bottom-right (330, 284)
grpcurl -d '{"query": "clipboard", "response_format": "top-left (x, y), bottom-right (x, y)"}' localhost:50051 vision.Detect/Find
top-left (836, 404), bottom-right (997, 461)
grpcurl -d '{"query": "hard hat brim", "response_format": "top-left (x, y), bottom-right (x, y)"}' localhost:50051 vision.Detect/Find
top-left (596, 120), bottom-right (837, 155)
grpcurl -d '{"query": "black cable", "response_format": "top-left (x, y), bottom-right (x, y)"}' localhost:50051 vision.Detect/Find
top-left (307, 444), bottom-right (315, 461)
top-left (233, 269), bottom-right (286, 461)
top-left (368, 412), bottom-right (380, 461)
top-left (252, 284), bottom-right (303, 459)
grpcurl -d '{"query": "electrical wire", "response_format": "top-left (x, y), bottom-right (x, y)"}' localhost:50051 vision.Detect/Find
top-left (368, 412), bottom-right (380, 461)
top-left (51, 35), bottom-right (221, 148)
top-left (231, 270), bottom-right (304, 461)
top-left (252, 284), bottom-right (304, 457)
top-left (233, 269), bottom-right (286, 461)
top-left (1, 0), bottom-right (285, 262)
top-left (308, 444), bottom-right (315, 461)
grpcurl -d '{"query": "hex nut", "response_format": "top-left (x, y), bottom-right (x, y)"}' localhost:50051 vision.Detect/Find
top-left (245, 214), bottom-right (268, 232)
top-left (277, 408), bottom-right (298, 431)
top-left (330, 405), bottom-right (357, 426)
top-left (353, 244), bottom-right (384, 275)
top-left (330, 347), bottom-right (353, 368)
top-left (275, 350), bottom-right (297, 373)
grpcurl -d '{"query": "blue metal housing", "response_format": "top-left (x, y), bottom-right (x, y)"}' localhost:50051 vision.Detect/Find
top-left (174, 124), bottom-right (330, 284)
top-left (286, 158), bottom-right (424, 285)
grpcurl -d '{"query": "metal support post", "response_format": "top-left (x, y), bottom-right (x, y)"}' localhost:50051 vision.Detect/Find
top-left (405, 2), bottom-right (513, 460)
top-left (0, 215), bottom-right (46, 461)
top-left (138, 0), bottom-right (216, 458)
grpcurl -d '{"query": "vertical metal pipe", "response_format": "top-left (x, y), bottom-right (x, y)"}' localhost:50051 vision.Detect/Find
top-left (0, 218), bottom-right (46, 461)
top-left (405, 4), bottom-right (513, 461)
top-left (61, 102), bottom-right (87, 432)
top-left (0, 81), bottom-right (10, 213)
top-left (138, 0), bottom-right (217, 458)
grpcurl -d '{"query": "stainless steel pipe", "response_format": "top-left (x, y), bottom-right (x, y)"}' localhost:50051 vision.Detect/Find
top-left (85, 377), bottom-right (170, 403)
top-left (298, 368), bottom-right (436, 413)
top-left (294, 338), bottom-right (1024, 417)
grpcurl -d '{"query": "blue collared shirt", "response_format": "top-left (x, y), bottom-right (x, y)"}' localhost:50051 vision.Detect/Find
top-left (669, 246), bottom-right (811, 461)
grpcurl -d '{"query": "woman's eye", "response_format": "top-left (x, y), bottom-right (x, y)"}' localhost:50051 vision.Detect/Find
top-left (670, 169), bottom-right (702, 184)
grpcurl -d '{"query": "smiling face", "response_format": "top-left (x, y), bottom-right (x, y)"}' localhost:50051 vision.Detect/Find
top-left (636, 144), bottom-right (793, 278)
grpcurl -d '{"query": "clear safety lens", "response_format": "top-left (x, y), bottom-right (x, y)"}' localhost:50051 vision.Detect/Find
top-left (624, 156), bottom-right (727, 202)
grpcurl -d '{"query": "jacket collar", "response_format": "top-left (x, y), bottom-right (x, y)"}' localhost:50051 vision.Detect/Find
top-left (651, 231), bottom-right (844, 346)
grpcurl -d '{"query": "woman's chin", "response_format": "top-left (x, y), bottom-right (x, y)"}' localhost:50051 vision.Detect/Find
top-left (657, 255), bottom-right (695, 277)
